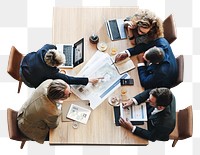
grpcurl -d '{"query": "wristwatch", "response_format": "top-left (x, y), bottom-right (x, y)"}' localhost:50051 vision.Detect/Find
top-left (128, 36), bottom-right (134, 40)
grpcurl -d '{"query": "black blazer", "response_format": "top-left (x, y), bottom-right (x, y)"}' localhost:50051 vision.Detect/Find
top-left (127, 38), bottom-right (178, 89)
top-left (21, 44), bottom-right (88, 88)
top-left (133, 89), bottom-right (176, 141)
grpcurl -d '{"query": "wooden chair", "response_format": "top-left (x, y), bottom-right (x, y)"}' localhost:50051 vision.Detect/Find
top-left (7, 108), bottom-right (28, 149)
top-left (169, 105), bottom-right (193, 147)
top-left (171, 55), bottom-right (184, 88)
top-left (163, 14), bottom-right (177, 44)
top-left (7, 46), bottom-right (24, 93)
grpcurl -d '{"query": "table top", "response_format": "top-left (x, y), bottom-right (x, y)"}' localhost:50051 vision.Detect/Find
top-left (50, 7), bottom-right (148, 146)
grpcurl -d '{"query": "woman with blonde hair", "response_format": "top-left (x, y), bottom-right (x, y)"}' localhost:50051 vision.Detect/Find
top-left (20, 44), bottom-right (99, 88)
top-left (124, 9), bottom-right (164, 45)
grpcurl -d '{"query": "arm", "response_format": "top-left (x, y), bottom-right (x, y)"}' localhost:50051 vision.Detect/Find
top-left (45, 113), bottom-right (61, 129)
top-left (134, 125), bottom-right (171, 141)
top-left (122, 89), bottom-right (151, 108)
top-left (127, 43), bottom-right (150, 56)
top-left (133, 89), bottom-right (151, 104)
top-left (49, 72), bottom-right (89, 85)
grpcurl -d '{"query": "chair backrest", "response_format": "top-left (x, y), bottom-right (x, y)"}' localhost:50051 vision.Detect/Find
top-left (178, 105), bottom-right (193, 139)
top-left (7, 46), bottom-right (24, 81)
top-left (171, 55), bottom-right (184, 88)
top-left (169, 105), bottom-right (193, 147)
top-left (163, 14), bottom-right (177, 44)
top-left (7, 108), bottom-right (27, 149)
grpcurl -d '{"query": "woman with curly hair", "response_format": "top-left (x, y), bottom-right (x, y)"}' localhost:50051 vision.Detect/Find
top-left (115, 9), bottom-right (175, 64)
top-left (124, 9), bottom-right (164, 45)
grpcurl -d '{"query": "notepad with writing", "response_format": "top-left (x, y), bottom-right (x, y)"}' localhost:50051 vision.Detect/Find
top-left (111, 57), bottom-right (135, 75)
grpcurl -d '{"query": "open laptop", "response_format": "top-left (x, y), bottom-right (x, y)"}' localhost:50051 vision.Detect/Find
top-left (56, 38), bottom-right (84, 68)
top-left (105, 19), bottom-right (127, 41)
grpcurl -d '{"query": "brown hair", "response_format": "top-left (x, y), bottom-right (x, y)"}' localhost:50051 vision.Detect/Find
top-left (47, 79), bottom-right (68, 100)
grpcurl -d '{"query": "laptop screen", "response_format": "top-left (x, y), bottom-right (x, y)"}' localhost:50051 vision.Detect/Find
top-left (73, 38), bottom-right (84, 67)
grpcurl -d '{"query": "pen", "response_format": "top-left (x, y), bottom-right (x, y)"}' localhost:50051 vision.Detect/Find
top-left (97, 77), bottom-right (104, 79)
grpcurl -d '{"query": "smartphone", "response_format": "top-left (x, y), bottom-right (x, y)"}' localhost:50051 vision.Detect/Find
top-left (120, 79), bottom-right (134, 86)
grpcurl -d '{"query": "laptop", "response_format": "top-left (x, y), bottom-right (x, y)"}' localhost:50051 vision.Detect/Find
top-left (56, 38), bottom-right (84, 68)
top-left (105, 19), bottom-right (127, 41)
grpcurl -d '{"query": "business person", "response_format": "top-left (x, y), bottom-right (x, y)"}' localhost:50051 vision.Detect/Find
top-left (17, 79), bottom-right (71, 144)
top-left (137, 46), bottom-right (178, 89)
top-left (115, 38), bottom-right (178, 89)
top-left (119, 88), bottom-right (176, 142)
top-left (20, 44), bottom-right (99, 88)
top-left (124, 9), bottom-right (163, 46)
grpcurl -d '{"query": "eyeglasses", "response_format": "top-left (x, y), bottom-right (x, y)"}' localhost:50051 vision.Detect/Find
top-left (137, 21), bottom-right (151, 28)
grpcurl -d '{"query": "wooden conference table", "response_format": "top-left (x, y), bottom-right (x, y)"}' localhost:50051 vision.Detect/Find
top-left (50, 7), bottom-right (148, 146)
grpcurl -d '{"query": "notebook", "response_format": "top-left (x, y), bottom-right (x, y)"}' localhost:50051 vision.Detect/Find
top-left (56, 38), bottom-right (84, 68)
top-left (105, 19), bottom-right (127, 41)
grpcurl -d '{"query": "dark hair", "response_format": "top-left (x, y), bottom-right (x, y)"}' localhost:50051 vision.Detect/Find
top-left (149, 88), bottom-right (172, 107)
top-left (145, 47), bottom-right (165, 64)
top-left (47, 79), bottom-right (68, 100)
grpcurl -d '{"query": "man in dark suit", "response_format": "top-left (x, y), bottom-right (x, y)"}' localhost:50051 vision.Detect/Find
top-left (119, 88), bottom-right (176, 141)
top-left (20, 44), bottom-right (99, 88)
top-left (115, 37), bottom-right (178, 89)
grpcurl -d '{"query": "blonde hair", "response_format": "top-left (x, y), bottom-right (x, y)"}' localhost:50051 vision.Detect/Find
top-left (44, 49), bottom-right (65, 67)
top-left (131, 9), bottom-right (164, 39)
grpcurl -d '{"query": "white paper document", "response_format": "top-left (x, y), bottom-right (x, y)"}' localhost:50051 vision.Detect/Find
top-left (71, 51), bottom-right (130, 110)
top-left (120, 102), bottom-right (147, 121)
top-left (66, 104), bottom-right (91, 124)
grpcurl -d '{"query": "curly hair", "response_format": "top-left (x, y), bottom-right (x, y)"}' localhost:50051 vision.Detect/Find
top-left (131, 9), bottom-right (164, 39)
top-left (44, 49), bottom-right (65, 67)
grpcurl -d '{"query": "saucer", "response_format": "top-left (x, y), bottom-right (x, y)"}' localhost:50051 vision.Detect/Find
top-left (97, 42), bottom-right (107, 52)
top-left (108, 96), bottom-right (120, 107)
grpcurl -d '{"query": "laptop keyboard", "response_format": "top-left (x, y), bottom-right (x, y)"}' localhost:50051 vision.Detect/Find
top-left (63, 45), bottom-right (73, 66)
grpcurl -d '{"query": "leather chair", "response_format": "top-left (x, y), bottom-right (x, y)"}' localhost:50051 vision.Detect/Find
top-left (171, 55), bottom-right (184, 88)
top-left (7, 46), bottom-right (24, 93)
top-left (169, 105), bottom-right (193, 147)
top-left (7, 108), bottom-right (28, 149)
top-left (163, 14), bottom-right (177, 44)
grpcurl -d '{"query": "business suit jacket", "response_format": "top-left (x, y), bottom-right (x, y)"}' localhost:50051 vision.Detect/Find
top-left (127, 38), bottom-right (178, 89)
top-left (17, 80), bottom-right (61, 144)
top-left (133, 89), bottom-right (176, 141)
top-left (21, 44), bottom-right (88, 88)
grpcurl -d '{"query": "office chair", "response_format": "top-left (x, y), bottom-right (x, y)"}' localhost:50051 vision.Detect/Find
top-left (163, 14), bottom-right (177, 44)
top-left (7, 46), bottom-right (24, 93)
top-left (171, 55), bottom-right (184, 88)
top-left (7, 108), bottom-right (28, 149)
top-left (169, 105), bottom-right (193, 147)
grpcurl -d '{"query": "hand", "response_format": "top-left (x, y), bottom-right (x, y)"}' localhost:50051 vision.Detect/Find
top-left (89, 77), bottom-right (104, 85)
top-left (137, 53), bottom-right (145, 63)
top-left (115, 52), bottom-right (128, 63)
top-left (124, 21), bottom-right (136, 29)
top-left (119, 117), bottom-right (133, 131)
top-left (122, 99), bottom-right (134, 108)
